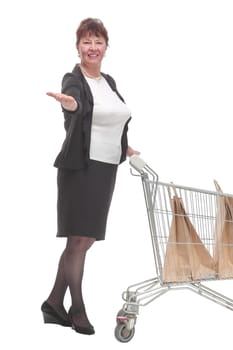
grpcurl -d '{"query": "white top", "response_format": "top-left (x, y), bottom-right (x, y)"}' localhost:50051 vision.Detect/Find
top-left (85, 76), bottom-right (131, 164)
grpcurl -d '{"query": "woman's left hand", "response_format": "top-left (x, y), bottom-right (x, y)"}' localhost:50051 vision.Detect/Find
top-left (127, 146), bottom-right (140, 157)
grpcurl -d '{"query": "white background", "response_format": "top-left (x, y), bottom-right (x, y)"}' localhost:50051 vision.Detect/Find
top-left (1, 0), bottom-right (233, 348)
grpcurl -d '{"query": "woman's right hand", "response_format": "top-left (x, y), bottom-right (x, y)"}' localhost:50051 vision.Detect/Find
top-left (46, 92), bottom-right (78, 111)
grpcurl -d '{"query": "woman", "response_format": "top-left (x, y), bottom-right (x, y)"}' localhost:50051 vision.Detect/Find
top-left (41, 18), bottom-right (139, 335)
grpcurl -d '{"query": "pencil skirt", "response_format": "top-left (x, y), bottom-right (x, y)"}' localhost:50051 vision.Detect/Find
top-left (56, 160), bottom-right (118, 240)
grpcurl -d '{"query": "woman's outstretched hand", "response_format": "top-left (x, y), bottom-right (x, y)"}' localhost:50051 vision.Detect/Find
top-left (46, 92), bottom-right (78, 111)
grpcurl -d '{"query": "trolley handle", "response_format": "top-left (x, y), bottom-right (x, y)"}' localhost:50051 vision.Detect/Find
top-left (129, 155), bottom-right (147, 173)
top-left (129, 155), bottom-right (159, 211)
top-left (129, 155), bottom-right (159, 183)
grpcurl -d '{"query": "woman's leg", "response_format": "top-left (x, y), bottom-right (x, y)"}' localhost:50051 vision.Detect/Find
top-left (64, 236), bottom-right (96, 328)
top-left (46, 250), bottom-right (69, 320)
top-left (45, 236), bottom-right (95, 327)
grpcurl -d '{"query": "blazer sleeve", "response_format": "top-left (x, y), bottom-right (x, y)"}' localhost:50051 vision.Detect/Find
top-left (61, 73), bottom-right (84, 131)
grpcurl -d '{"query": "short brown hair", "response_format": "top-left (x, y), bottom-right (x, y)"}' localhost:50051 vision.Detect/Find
top-left (76, 18), bottom-right (109, 48)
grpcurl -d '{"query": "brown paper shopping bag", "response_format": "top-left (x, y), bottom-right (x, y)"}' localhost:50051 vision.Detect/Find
top-left (213, 180), bottom-right (233, 278)
top-left (163, 192), bottom-right (216, 283)
top-left (163, 196), bottom-right (192, 282)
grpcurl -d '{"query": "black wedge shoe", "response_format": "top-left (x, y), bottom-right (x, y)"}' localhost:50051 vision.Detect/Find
top-left (68, 308), bottom-right (95, 335)
top-left (41, 301), bottom-right (72, 327)
top-left (71, 323), bottom-right (95, 335)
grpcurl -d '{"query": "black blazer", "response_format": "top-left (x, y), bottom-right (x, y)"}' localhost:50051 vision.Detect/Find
top-left (54, 64), bottom-right (131, 170)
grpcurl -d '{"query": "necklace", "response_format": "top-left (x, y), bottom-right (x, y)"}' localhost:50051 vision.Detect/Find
top-left (80, 65), bottom-right (102, 80)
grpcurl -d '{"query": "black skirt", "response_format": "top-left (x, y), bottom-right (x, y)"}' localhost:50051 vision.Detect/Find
top-left (57, 160), bottom-right (118, 240)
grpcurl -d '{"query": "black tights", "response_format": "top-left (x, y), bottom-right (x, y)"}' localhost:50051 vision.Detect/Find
top-left (47, 236), bottom-right (95, 328)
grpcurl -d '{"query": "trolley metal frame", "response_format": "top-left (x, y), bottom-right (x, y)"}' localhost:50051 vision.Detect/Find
top-left (115, 156), bottom-right (233, 343)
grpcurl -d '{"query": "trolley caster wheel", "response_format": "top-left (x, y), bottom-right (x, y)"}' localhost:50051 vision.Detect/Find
top-left (117, 309), bottom-right (126, 316)
top-left (116, 309), bottom-right (127, 324)
top-left (114, 323), bottom-right (135, 343)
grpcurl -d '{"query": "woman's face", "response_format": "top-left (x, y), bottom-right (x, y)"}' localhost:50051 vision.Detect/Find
top-left (78, 33), bottom-right (107, 67)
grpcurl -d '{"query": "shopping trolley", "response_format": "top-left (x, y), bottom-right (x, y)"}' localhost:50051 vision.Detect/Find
top-left (114, 155), bottom-right (233, 342)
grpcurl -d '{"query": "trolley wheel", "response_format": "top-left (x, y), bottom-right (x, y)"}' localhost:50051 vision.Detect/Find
top-left (114, 323), bottom-right (135, 343)
top-left (117, 309), bottom-right (126, 317)
top-left (116, 309), bottom-right (127, 324)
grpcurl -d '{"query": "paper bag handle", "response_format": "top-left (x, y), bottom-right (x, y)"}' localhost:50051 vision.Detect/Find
top-left (213, 179), bottom-right (223, 193)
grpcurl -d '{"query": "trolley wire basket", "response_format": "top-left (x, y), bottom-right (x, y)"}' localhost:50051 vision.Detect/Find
top-left (114, 155), bottom-right (233, 343)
